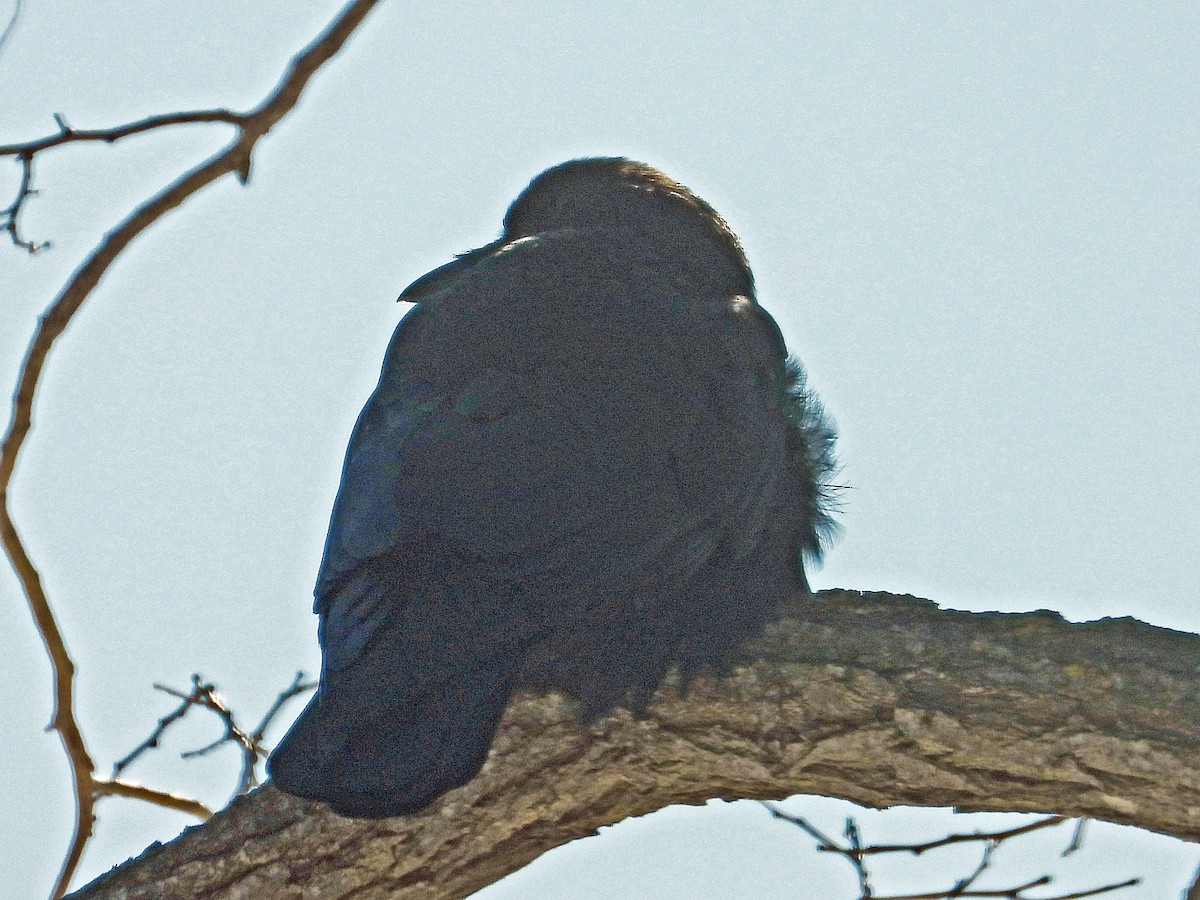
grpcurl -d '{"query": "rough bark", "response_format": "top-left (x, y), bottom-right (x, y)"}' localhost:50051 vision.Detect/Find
top-left (71, 589), bottom-right (1200, 899)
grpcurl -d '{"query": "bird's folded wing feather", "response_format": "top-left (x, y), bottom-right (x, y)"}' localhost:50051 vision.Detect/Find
top-left (313, 230), bottom-right (788, 672)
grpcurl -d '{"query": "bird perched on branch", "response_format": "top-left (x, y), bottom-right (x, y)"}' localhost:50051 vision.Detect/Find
top-left (268, 158), bottom-right (838, 818)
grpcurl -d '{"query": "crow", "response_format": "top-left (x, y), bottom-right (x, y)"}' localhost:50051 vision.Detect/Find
top-left (268, 158), bottom-right (838, 817)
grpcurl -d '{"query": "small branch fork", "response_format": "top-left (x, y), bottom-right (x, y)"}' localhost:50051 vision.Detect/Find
top-left (760, 803), bottom-right (1140, 900)
top-left (0, 2), bottom-right (385, 897)
top-left (1, 151), bottom-right (48, 252)
top-left (0, 111), bottom-right (246, 252)
top-left (113, 673), bottom-right (315, 802)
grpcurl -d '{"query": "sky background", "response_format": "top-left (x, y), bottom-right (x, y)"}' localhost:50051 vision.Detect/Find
top-left (2, 1), bottom-right (1198, 897)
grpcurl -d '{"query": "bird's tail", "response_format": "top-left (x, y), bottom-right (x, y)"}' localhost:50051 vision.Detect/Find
top-left (268, 661), bottom-right (514, 818)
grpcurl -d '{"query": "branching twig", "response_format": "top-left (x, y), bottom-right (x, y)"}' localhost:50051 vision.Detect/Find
top-left (115, 672), bottom-right (314, 802)
top-left (845, 817), bottom-right (874, 898)
top-left (169, 672), bottom-right (315, 798)
top-left (161, 677), bottom-right (256, 762)
top-left (852, 816), bottom-right (1070, 857)
top-left (2, 152), bottom-right (49, 252)
top-left (761, 804), bottom-right (1139, 900)
top-left (0, 109), bottom-right (249, 252)
top-left (760, 800), bottom-right (840, 848)
top-left (0, 2), bottom-right (384, 896)
top-left (0, 109), bottom-right (247, 158)
top-left (231, 673), bottom-right (318, 797)
top-left (251, 670), bottom-right (316, 744)
top-left (111, 676), bottom-right (208, 778)
top-left (760, 803), bottom-right (1067, 856)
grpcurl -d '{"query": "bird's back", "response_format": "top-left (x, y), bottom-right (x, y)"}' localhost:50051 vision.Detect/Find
top-left (268, 159), bottom-right (837, 818)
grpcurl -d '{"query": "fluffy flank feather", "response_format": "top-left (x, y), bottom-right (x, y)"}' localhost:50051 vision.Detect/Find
top-left (780, 356), bottom-right (841, 564)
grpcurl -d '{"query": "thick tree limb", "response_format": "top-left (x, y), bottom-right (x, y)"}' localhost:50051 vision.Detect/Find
top-left (70, 590), bottom-right (1200, 900)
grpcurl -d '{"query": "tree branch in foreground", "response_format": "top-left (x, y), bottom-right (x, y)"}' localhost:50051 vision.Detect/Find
top-left (0, 3), bottom-right (384, 896)
top-left (70, 590), bottom-right (1199, 900)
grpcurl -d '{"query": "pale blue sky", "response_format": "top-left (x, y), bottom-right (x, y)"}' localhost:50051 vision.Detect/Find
top-left (2, 2), bottom-right (1197, 897)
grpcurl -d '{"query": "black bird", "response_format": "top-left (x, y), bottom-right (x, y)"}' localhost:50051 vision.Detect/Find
top-left (268, 158), bottom-right (838, 817)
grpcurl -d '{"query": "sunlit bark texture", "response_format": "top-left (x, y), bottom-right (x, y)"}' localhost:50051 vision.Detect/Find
top-left (71, 589), bottom-right (1200, 899)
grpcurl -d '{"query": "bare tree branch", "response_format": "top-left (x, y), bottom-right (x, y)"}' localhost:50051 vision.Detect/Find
top-left (0, 2), bottom-right (385, 896)
top-left (1039, 884), bottom-right (1140, 900)
top-left (0, 109), bottom-right (247, 157)
top-left (163, 674), bottom-right (315, 799)
top-left (0, 0), bottom-right (20, 57)
top-left (113, 673), bottom-right (314, 803)
top-left (871, 878), bottom-right (1138, 900)
top-left (845, 818), bottom-right (874, 898)
top-left (2, 152), bottom-right (50, 252)
top-left (945, 841), bottom-right (994, 898)
top-left (92, 782), bottom-right (212, 821)
top-left (0, 108), bottom-right (254, 252)
top-left (763, 804), bottom-right (1134, 900)
top-left (763, 806), bottom-right (1069, 856)
top-left (1063, 818), bottom-right (1086, 856)
top-left (67, 591), bottom-right (1199, 899)
top-left (251, 671), bottom-right (318, 749)
top-left (112, 678), bottom-right (209, 779)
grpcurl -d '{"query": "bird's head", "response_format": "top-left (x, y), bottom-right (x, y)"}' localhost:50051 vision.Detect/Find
top-left (503, 158), bottom-right (751, 281)
top-left (400, 158), bottom-right (754, 301)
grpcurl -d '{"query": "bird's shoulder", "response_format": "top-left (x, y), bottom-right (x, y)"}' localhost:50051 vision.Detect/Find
top-left (315, 226), bottom-right (790, 600)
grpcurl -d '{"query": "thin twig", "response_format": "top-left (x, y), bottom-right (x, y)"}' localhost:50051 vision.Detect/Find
top-left (1062, 819), bottom-right (1086, 856)
top-left (174, 679), bottom-right (261, 797)
top-left (876, 881), bottom-right (1050, 900)
top-left (762, 804), bottom-right (1138, 900)
top-left (758, 801), bottom-right (840, 850)
top-left (2, 153), bottom-right (49, 252)
top-left (0, 2), bottom-right (385, 895)
top-left (93, 781), bottom-right (212, 820)
top-left (1043, 882), bottom-right (1140, 900)
top-left (114, 672), bottom-right (314, 802)
top-left (946, 842), bottom-right (994, 898)
top-left (761, 803), bottom-right (1068, 856)
top-left (175, 681), bottom-right (254, 758)
top-left (856, 817), bottom-right (1069, 857)
top-left (0, 0), bottom-right (20, 56)
top-left (252, 670), bottom-right (316, 744)
top-left (0, 96), bottom-right (245, 255)
top-left (846, 817), bottom-right (873, 899)
top-left (243, 671), bottom-right (317, 795)
top-left (872, 877), bottom-right (1138, 900)
top-left (167, 672), bottom-right (316, 798)
top-left (0, 108), bottom-right (246, 157)
top-left (112, 674), bottom-right (210, 777)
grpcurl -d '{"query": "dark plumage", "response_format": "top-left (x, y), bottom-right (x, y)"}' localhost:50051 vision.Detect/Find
top-left (268, 158), bottom-right (838, 817)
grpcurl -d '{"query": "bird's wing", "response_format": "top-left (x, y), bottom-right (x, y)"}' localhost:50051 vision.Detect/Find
top-left (313, 229), bottom-right (791, 673)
